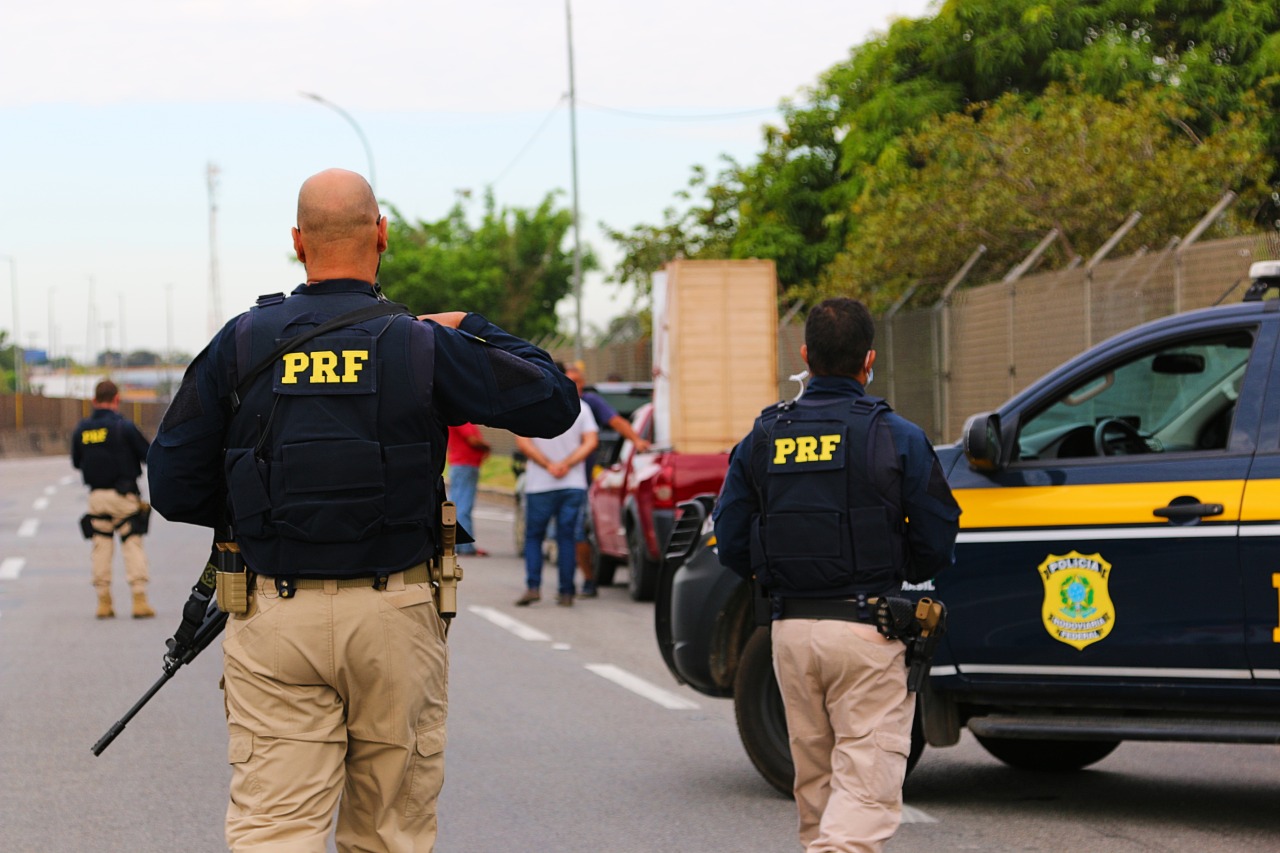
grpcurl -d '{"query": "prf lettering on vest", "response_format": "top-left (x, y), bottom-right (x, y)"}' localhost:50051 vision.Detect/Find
top-left (773, 434), bottom-right (842, 464)
top-left (81, 428), bottom-right (108, 445)
top-left (280, 350), bottom-right (370, 385)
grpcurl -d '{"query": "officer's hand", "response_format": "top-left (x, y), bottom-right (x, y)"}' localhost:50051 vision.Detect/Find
top-left (633, 438), bottom-right (652, 452)
top-left (419, 311), bottom-right (467, 328)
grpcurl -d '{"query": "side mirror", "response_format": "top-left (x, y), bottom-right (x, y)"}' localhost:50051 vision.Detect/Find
top-left (963, 412), bottom-right (1003, 472)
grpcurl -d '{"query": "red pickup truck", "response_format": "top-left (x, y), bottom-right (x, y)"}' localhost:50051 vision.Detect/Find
top-left (586, 402), bottom-right (730, 601)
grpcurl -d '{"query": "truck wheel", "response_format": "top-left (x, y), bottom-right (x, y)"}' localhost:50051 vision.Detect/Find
top-left (734, 627), bottom-right (794, 796)
top-left (626, 524), bottom-right (658, 601)
top-left (734, 628), bottom-right (929, 797)
top-left (974, 735), bottom-right (1120, 771)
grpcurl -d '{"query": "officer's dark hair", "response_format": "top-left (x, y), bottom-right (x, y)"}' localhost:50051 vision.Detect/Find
top-left (94, 379), bottom-right (119, 404)
top-left (555, 361), bottom-right (568, 374)
top-left (804, 298), bottom-right (874, 378)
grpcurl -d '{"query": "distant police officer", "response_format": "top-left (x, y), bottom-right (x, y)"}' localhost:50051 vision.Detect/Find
top-left (71, 378), bottom-right (155, 620)
top-left (714, 298), bottom-right (960, 853)
top-left (146, 169), bottom-right (579, 852)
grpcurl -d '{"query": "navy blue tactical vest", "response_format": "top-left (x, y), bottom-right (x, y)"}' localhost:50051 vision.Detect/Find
top-left (747, 395), bottom-right (905, 598)
top-left (222, 290), bottom-right (441, 578)
top-left (74, 409), bottom-right (142, 493)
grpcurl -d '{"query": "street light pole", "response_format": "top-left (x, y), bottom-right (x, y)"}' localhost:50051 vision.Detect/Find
top-left (565, 0), bottom-right (584, 362)
top-left (299, 92), bottom-right (377, 197)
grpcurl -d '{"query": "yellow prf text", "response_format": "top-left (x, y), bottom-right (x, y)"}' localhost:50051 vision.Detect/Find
top-left (774, 434), bottom-right (842, 464)
top-left (280, 350), bottom-right (370, 385)
top-left (81, 428), bottom-right (108, 445)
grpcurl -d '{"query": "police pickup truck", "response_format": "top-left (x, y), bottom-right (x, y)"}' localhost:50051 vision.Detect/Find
top-left (657, 261), bottom-right (1280, 794)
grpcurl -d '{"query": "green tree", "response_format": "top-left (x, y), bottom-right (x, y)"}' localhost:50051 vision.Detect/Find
top-left (0, 330), bottom-right (15, 393)
top-left (611, 0), bottom-right (1280, 301)
top-left (379, 190), bottom-right (593, 341)
top-left (808, 83), bottom-right (1270, 310)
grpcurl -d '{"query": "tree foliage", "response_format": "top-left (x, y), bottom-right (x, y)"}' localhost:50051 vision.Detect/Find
top-left (810, 83), bottom-right (1269, 309)
top-left (609, 0), bottom-right (1280, 307)
top-left (379, 190), bottom-right (593, 341)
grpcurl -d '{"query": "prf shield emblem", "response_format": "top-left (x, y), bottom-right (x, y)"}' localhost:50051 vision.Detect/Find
top-left (1038, 551), bottom-right (1115, 650)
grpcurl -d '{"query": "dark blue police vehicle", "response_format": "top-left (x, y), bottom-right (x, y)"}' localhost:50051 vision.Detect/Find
top-left (657, 261), bottom-right (1280, 794)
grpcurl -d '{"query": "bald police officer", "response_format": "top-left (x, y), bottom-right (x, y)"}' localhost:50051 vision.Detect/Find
top-left (714, 297), bottom-right (960, 853)
top-left (147, 168), bottom-right (579, 852)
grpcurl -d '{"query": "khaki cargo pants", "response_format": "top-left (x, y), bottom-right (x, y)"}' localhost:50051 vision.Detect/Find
top-left (771, 618), bottom-right (914, 853)
top-left (222, 570), bottom-right (449, 852)
top-left (87, 489), bottom-right (149, 593)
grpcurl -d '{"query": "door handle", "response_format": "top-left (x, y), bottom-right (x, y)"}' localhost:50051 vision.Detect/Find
top-left (1153, 501), bottom-right (1224, 521)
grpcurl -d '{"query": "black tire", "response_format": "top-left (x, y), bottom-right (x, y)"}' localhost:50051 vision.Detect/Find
top-left (626, 523), bottom-right (658, 601)
top-left (734, 627), bottom-right (794, 796)
top-left (974, 735), bottom-right (1120, 771)
top-left (733, 627), bottom-right (928, 797)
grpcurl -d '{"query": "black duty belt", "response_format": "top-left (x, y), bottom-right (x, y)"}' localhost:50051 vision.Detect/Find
top-left (777, 597), bottom-right (880, 624)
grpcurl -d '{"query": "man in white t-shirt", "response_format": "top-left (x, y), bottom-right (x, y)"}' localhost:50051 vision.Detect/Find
top-left (513, 369), bottom-right (599, 606)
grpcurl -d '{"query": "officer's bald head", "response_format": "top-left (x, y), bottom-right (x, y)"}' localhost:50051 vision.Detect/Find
top-left (292, 169), bottom-right (385, 281)
top-left (296, 169), bottom-right (378, 241)
top-left (804, 298), bottom-right (875, 378)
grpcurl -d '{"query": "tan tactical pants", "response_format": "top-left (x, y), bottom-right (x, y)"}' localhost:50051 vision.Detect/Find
top-left (771, 618), bottom-right (914, 853)
top-left (87, 489), bottom-right (149, 593)
top-left (222, 569), bottom-right (449, 852)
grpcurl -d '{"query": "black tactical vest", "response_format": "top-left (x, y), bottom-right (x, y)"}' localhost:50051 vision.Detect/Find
top-left (74, 409), bottom-right (141, 493)
top-left (223, 290), bottom-right (442, 578)
top-left (747, 395), bottom-right (905, 598)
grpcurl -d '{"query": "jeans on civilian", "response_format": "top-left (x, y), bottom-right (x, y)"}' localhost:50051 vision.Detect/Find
top-left (450, 464), bottom-right (481, 555)
top-left (524, 489), bottom-right (585, 596)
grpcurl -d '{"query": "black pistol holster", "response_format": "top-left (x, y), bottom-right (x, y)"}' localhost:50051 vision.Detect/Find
top-left (873, 596), bottom-right (948, 693)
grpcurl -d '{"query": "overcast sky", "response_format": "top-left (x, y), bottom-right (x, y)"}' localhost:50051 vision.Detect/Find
top-left (0, 0), bottom-right (936, 359)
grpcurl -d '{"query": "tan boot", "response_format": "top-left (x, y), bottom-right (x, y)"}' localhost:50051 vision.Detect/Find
top-left (131, 590), bottom-right (156, 619)
top-left (96, 592), bottom-right (115, 619)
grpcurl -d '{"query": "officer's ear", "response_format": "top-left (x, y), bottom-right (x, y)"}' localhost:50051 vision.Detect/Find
top-left (864, 349), bottom-right (877, 374)
top-left (376, 215), bottom-right (388, 253)
top-left (800, 343), bottom-right (809, 367)
top-left (292, 227), bottom-right (306, 263)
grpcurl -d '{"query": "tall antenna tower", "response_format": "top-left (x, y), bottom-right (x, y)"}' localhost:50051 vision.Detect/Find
top-left (207, 162), bottom-right (223, 338)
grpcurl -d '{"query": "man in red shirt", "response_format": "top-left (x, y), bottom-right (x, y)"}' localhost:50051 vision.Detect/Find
top-left (447, 423), bottom-right (490, 556)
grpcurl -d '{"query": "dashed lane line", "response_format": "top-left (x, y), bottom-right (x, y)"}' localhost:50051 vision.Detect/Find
top-left (585, 664), bottom-right (700, 710)
top-left (473, 507), bottom-right (515, 522)
top-left (467, 606), bottom-right (702, 711)
top-left (17, 519), bottom-right (39, 538)
top-left (0, 558), bottom-right (25, 580)
top-left (43, 485), bottom-right (56, 495)
top-left (33, 497), bottom-right (49, 511)
top-left (59, 476), bottom-right (76, 486)
top-left (468, 606), bottom-right (552, 642)
top-left (901, 805), bottom-right (938, 824)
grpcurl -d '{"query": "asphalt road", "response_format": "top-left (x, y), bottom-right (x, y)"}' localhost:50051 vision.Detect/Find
top-left (2, 455), bottom-right (1278, 852)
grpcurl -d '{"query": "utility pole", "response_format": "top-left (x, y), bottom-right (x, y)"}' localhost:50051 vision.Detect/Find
top-left (565, 0), bottom-right (584, 362)
top-left (207, 162), bottom-right (223, 339)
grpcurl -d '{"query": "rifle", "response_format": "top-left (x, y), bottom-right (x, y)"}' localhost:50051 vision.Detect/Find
top-left (92, 546), bottom-right (229, 756)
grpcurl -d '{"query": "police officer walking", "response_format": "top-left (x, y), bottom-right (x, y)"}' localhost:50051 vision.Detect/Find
top-left (71, 378), bottom-right (155, 619)
top-left (714, 298), bottom-right (960, 853)
top-left (146, 168), bottom-right (579, 852)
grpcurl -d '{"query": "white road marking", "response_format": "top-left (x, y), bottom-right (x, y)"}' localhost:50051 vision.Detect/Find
top-left (44, 485), bottom-right (57, 495)
top-left (468, 606), bottom-right (551, 642)
top-left (474, 507), bottom-right (515, 522)
top-left (17, 519), bottom-right (39, 538)
top-left (901, 805), bottom-right (937, 824)
top-left (59, 476), bottom-right (76, 486)
top-left (551, 643), bottom-right (571, 651)
top-left (585, 664), bottom-right (700, 710)
top-left (0, 558), bottom-right (26, 580)
top-left (33, 497), bottom-right (49, 511)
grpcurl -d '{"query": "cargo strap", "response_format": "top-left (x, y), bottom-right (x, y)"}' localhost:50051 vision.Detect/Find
top-left (272, 563), bottom-right (430, 598)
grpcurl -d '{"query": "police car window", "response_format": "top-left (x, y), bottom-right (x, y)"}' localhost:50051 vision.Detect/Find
top-left (1016, 330), bottom-right (1253, 461)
